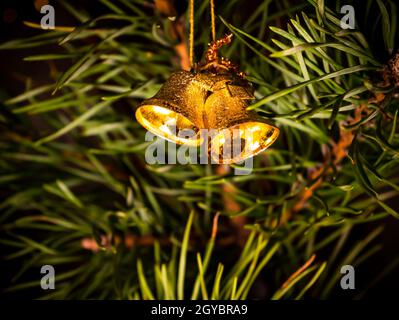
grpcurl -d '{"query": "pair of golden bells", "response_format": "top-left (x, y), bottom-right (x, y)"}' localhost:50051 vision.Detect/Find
top-left (135, 34), bottom-right (279, 164)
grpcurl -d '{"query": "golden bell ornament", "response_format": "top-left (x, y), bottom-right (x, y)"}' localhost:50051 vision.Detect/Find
top-left (198, 71), bottom-right (279, 164)
top-left (135, 70), bottom-right (202, 146)
top-left (135, 34), bottom-right (279, 164)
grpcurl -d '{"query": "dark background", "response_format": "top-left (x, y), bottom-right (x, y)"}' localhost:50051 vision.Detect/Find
top-left (0, 0), bottom-right (398, 300)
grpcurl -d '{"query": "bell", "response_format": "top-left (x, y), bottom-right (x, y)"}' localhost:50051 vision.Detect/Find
top-left (195, 70), bottom-right (279, 164)
top-left (135, 70), bottom-right (203, 146)
top-left (135, 34), bottom-right (279, 163)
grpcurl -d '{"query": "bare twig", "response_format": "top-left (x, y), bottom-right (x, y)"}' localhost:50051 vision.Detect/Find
top-left (282, 254), bottom-right (316, 289)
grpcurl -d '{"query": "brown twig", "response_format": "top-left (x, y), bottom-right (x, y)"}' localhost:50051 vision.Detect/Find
top-left (154, 0), bottom-right (190, 70)
top-left (282, 254), bottom-right (316, 289)
top-left (211, 211), bottom-right (221, 240)
top-left (280, 103), bottom-right (371, 224)
top-left (80, 232), bottom-right (236, 253)
top-left (216, 165), bottom-right (250, 247)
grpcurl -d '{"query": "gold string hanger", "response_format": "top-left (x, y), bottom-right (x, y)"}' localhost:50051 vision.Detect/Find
top-left (135, 0), bottom-right (279, 164)
top-left (189, 0), bottom-right (215, 68)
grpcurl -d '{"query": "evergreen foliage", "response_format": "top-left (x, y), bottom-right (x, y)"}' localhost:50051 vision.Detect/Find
top-left (0, 0), bottom-right (398, 299)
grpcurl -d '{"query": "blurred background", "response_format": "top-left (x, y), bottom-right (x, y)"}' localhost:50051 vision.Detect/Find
top-left (1, 0), bottom-right (398, 299)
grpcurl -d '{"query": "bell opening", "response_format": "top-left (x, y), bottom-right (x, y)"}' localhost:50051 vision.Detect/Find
top-left (136, 105), bottom-right (201, 146)
top-left (210, 122), bottom-right (279, 164)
